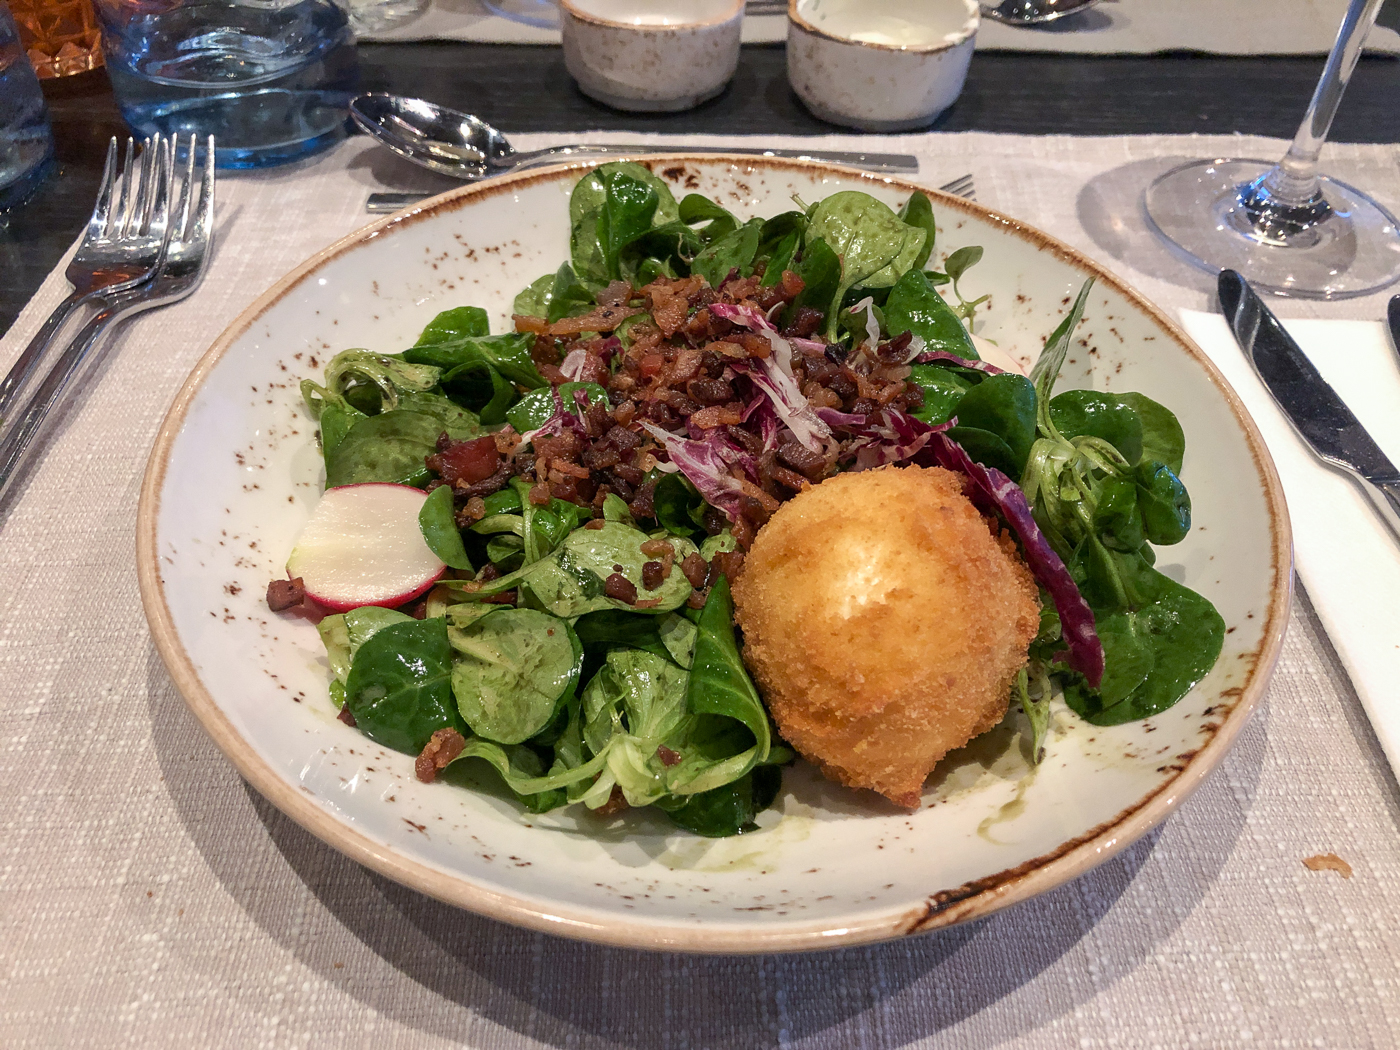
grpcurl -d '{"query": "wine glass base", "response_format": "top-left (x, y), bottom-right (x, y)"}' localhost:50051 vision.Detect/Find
top-left (1144, 158), bottom-right (1400, 299)
top-left (480, 0), bottom-right (558, 28)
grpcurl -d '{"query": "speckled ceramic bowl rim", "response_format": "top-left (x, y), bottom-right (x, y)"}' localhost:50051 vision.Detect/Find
top-left (787, 0), bottom-right (979, 53)
top-left (137, 154), bottom-right (1292, 955)
top-left (560, 0), bottom-right (743, 31)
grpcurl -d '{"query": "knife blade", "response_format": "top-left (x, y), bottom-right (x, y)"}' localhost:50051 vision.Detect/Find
top-left (1388, 294), bottom-right (1400, 362)
top-left (1218, 268), bottom-right (1400, 544)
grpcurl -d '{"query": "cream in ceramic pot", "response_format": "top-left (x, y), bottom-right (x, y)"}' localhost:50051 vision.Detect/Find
top-left (788, 0), bottom-right (979, 131)
top-left (560, 0), bottom-right (744, 112)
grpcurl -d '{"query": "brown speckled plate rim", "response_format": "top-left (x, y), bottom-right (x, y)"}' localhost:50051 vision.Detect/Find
top-left (136, 154), bottom-right (1292, 955)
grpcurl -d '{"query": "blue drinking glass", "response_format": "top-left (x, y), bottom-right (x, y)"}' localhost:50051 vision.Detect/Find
top-left (94, 0), bottom-right (361, 169)
top-left (0, 1), bottom-right (56, 212)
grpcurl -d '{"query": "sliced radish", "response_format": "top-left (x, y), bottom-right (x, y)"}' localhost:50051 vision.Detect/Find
top-left (286, 483), bottom-right (446, 612)
top-left (970, 334), bottom-right (1029, 376)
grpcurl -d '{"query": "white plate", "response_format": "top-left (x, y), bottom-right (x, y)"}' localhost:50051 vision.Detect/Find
top-left (137, 157), bottom-right (1290, 953)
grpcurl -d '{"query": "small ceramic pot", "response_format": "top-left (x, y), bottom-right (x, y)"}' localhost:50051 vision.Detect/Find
top-left (787, 0), bottom-right (979, 131)
top-left (560, 0), bottom-right (744, 113)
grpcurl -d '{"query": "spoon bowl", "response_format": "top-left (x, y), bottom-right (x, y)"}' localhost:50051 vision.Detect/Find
top-left (349, 94), bottom-right (515, 179)
top-left (348, 92), bottom-right (929, 185)
top-left (979, 0), bottom-right (1101, 25)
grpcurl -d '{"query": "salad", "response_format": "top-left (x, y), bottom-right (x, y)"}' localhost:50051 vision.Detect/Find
top-left (274, 162), bottom-right (1224, 838)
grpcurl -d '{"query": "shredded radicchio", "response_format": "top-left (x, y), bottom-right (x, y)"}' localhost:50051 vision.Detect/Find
top-left (559, 347), bottom-right (590, 381)
top-left (640, 422), bottom-right (747, 517)
top-left (709, 301), bottom-right (833, 454)
top-left (520, 386), bottom-right (586, 446)
top-left (915, 430), bottom-right (1104, 687)
top-left (914, 349), bottom-right (1008, 375)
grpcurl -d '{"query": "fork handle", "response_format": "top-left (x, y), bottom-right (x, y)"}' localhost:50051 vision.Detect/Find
top-left (0, 296), bottom-right (142, 510)
top-left (0, 291), bottom-right (89, 424)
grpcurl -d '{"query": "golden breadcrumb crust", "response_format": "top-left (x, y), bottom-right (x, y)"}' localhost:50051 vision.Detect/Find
top-left (732, 464), bottom-right (1040, 808)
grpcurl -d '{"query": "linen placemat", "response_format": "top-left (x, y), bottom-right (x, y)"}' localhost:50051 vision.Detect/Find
top-left (362, 0), bottom-right (1400, 55)
top-left (2, 131), bottom-right (1399, 1048)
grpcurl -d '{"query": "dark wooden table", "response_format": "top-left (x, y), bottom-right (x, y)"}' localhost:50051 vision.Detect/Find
top-left (3, 43), bottom-right (1398, 336)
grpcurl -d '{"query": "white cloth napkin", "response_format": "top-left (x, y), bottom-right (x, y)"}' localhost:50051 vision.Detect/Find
top-left (1179, 310), bottom-right (1400, 774)
top-left (361, 0), bottom-right (1400, 55)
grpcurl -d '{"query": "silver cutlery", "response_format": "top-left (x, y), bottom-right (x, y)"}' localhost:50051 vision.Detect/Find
top-left (368, 171), bottom-right (976, 215)
top-left (0, 135), bottom-right (171, 424)
top-left (1387, 295), bottom-right (1399, 361)
top-left (1219, 268), bottom-right (1400, 543)
top-left (350, 93), bottom-right (921, 189)
top-left (980, 0), bottom-right (1103, 24)
top-left (0, 135), bottom-right (215, 510)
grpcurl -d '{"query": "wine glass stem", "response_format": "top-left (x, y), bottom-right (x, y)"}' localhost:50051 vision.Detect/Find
top-left (1260, 0), bottom-right (1384, 207)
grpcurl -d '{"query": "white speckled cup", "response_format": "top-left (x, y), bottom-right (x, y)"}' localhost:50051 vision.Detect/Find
top-left (787, 0), bottom-right (979, 131)
top-left (560, 0), bottom-right (744, 113)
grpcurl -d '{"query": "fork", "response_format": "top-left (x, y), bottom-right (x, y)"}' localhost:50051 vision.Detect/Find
top-left (0, 136), bottom-right (215, 509)
top-left (0, 135), bottom-right (172, 424)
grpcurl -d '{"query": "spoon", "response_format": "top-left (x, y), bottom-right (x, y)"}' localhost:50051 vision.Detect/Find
top-left (349, 93), bottom-right (922, 183)
top-left (979, 0), bottom-right (1103, 25)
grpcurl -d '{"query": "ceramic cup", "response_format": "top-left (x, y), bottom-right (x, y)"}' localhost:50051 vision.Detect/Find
top-left (559, 0), bottom-right (743, 112)
top-left (787, 0), bottom-right (979, 131)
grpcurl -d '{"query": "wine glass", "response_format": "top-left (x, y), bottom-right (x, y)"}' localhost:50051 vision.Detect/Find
top-left (1144, 0), bottom-right (1400, 300)
top-left (480, 0), bottom-right (559, 28)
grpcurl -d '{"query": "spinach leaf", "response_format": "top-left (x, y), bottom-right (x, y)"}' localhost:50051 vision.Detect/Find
top-left (670, 575), bottom-right (772, 795)
top-left (322, 350), bottom-right (442, 413)
top-left (441, 362), bottom-right (516, 425)
top-left (419, 484), bottom-right (473, 571)
top-left (1135, 459), bottom-right (1191, 545)
top-left (944, 426), bottom-right (1020, 477)
top-left (579, 648), bottom-right (693, 806)
top-left (755, 211), bottom-right (806, 286)
top-left (403, 332), bottom-right (545, 390)
top-left (570, 163), bottom-right (679, 288)
top-left (691, 218), bottom-right (763, 289)
top-left (513, 273), bottom-right (553, 319)
top-left (908, 364), bottom-right (972, 424)
top-left (1119, 391), bottom-right (1186, 474)
top-left (1049, 390), bottom-right (1144, 466)
top-left (450, 608), bottom-right (581, 745)
top-left (318, 606), bottom-right (415, 686)
top-left (1092, 474), bottom-right (1146, 552)
top-left (344, 618), bottom-right (460, 754)
top-left (505, 382), bottom-right (609, 435)
top-left (897, 191), bottom-right (937, 271)
top-left (949, 372), bottom-right (1037, 473)
top-left (659, 612), bottom-right (697, 669)
top-left (415, 306), bottom-right (490, 344)
top-left (883, 268), bottom-right (979, 359)
top-left (513, 263), bottom-right (596, 323)
top-left (326, 410), bottom-right (443, 488)
top-left (653, 472), bottom-right (708, 536)
top-left (517, 523), bottom-right (698, 617)
top-left (661, 765), bottom-right (781, 837)
top-left (678, 192), bottom-right (736, 230)
top-left (394, 391), bottom-right (481, 439)
top-left (317, 399), bottom-right (365, 474)
top-left (806, 191), bottom-right (926, 336)
top-left (1064, 565), bottom-right (1224, 725)
top-left (782, 236), bottom-right (841, 330)
top-left (572, 610), bottom-right (669, 659)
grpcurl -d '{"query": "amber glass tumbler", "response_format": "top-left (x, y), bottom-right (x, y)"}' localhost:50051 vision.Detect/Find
top-left (9, 0), bottom-right (103, 77)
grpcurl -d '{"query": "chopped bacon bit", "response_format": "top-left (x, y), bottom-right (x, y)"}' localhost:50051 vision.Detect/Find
top-left (595, 785), bottom-right (629, 816)
top-left (415, 728), bottom-right (467, 783)
top-left (604, 573), bottom-right (638, 604)
top-left (686, 587), bottom-right (709, 609)
top-left (513, 313), bottom-right (549, 334)
top-left (337, 705), bottom-right (357, 727)
top-left (427, 435), bottom-right (500, 487)
top-left (548, 304), bottom-right (640, 336)
top-left (656, 745), bottom-right (682, 767)
top-left (267, 577), bottom-right (306, 612)
top-left (597, 279), bottom-right (633, 307)
top-left (584, 518), bottom-right (607, 530)
top-left (634, 598), bottom-right (661, 609)
top-left (462, 496), bottom-right (487, 523)
top-left (528, 482), bottom-right (552, 506)
top-left (712, 550), bottom-right (745, 583)
top-left (681, 553), bottom-right (709, 588)
top-left (689, 405), bottom-right (744, 429)
top-left (641, 561), bottom-right (665, 590)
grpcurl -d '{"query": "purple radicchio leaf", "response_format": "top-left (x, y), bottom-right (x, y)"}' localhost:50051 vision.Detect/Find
top-left (915, 429), bottom-right (1104, 687)
top-left (913, 349), bottom-right (1008, 375)
top-left (640, 422), bottom-right (747, 520)
top-left (520, 386), bottom-right (586, 446)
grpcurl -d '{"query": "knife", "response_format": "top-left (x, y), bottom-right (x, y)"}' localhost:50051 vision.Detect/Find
top-left (1388, 294), bottom-right (1400, 362)
top-left (1219, 268), bottom-right (1400, 544)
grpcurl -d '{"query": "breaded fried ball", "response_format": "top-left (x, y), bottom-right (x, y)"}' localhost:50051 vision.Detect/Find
top-left (732, 464), bottom-right (1039, 808)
